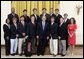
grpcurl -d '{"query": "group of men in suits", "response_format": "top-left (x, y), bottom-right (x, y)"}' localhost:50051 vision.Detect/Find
top-left (3, 7), bottom-right (70, 57)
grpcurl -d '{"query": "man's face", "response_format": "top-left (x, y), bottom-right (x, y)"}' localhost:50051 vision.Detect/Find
top-left (51, 18), bottom-right (55, 22)
top-left (64, 14), bottom-right (68, 19)
top-left (23, 11), bottom-right (27, 15)
top-left (11, 8), bottom-right (15, 13)
top-left (55, 10), bottom-right (59, 14)
top-left (50, 9), bottom-right (54, 14)
top-left (33, 10), bottom-right (37, 14)
top-left (42, 9), bottom-right (46, 14)
top-left (31, 16), bottom-right (35, 22)
top-left (13, 19), bottom-right (17, 23)
top-left (42, 16), bottom-right (46, 21)
top-left (21, 17), bottom-right (24, 21)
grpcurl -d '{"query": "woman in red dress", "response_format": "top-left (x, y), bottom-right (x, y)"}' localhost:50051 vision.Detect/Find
top-left (67, 17), bottom-right (77, 55)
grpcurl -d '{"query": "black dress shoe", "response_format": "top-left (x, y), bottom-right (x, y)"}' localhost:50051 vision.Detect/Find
top-left (57, 53), bottom-right (61, 55)
top-left (19, 54), bottom-right (22, 56)
top-left (37, 54), bottom-right (40, 56)
top-left (6, 54), bottom-right (9, 56)
top-left (41, 54), bottom-right (44, 56)
top-left (11, 54), bottom-right (15, 56)
top-left (53, 55), bottom-right (57, 57)
top-left (61, 54), bottom-right (66, 56)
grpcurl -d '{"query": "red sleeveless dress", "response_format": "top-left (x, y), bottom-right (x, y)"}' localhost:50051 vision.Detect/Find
top-left (67, 24), bottom-right (77, 46)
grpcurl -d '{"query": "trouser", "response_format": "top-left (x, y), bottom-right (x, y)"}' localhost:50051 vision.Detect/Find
top-left (58, 39), bottom-right (66, 55)
top-left (66, 37), bottom-right (69, 50)
top-left (18, 38), bottom-right (24, 54)
top-left (37, 38), bottom-right (47, 55)
top-left (31, 38), bottom-right (37, 54)
top-left (5, 38), bottom-right (10, 55)
top-left (10, 38), bottom-right (18, 54)
top-left (49, 38), bottom-right (58, 55)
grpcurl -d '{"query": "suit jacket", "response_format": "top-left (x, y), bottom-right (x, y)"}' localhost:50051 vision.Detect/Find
top-left (22, 15), bottom-right (31, 23)
top-left (55, 14), bottom-right (62, 25)
top-left (18, 22), bottom-right (27, 38)
top-left (50, 23), bottom-right (58, 39)
top-left (58, 22), bottom-right (68, 40)
top-left (37, 21), bottom-right (49, 39)
top-left (8, 13), bottom-right (19, 24)
top-left (30, 14), bottom-right (40, 23)
top-left (3, 24), bottom-right (11, 39)
top-left (64, 18), bottom-right (70, 39)
top-left (49, 13), bottom-right (56, 18)
top-left (40, 13), bottom-right (50, 23)
top-left (64, 18), bottom-right (70, 26)
top-left (10, 23), bottom-right (19, 39)
top-left (27, 22), bottom-right (37, 39)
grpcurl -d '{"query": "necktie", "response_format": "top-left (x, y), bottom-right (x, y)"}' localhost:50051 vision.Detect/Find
top-left (42, 21), bottom-right (45, 30)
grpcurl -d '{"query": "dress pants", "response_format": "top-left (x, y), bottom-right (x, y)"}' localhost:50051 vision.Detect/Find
top-left (5, 37), bottom-right (10, 55)
top-left (10, 38), bottom-right (18, 54)
top-left (31, 38), bottom-right (37, 54)
top-left (49, 38), bottom-right (58, 55)
top-left (58, 39), bottom-right (66, 55)
top-left (37, 38), bottom-right (47, 55)
top-left (18, 38), bottom-right (24, 54)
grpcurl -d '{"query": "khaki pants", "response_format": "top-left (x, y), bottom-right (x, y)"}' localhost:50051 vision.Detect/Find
top-left (49, 38), bottom-right (58, 55)
top-left (18, 38), bottom-right (24, 54)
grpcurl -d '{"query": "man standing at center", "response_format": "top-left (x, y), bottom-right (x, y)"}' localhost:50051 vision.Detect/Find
top-left (37, 16), bottom-right (49, 56)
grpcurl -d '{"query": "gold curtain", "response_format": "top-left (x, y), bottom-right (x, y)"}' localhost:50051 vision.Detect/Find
top-left (11, 1), bottom-right (59, 17)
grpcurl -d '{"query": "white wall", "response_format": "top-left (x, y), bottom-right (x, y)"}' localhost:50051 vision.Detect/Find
top-left (1, 1), bottom-right (11, 45)
top-left (60, 1), bottom-right (83, 45)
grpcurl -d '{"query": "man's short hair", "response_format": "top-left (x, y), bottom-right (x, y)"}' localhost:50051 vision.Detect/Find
top-left (23, 9), bottom-right (27, 12)
top-left (42, 8), bottom-right (47, 10)
top-left (55, 9), bottom-right (59, 11)
top-left (33, 8), bottom-right (37, 11)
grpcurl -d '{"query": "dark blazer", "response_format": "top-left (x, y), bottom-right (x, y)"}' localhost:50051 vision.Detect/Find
top-left (8, 13), bottom-right (19, 24)
top-left (22, 15), bottom-right (31, 23)
top-left (10, 23), bottom-right (19, 39)
top-left (18, 22), bottom-right (27, 38)
top-left (64, 18), bottom-right (70, 26)
top-left (50, 13), bottom-right (56, 18)
top-left (58, 22), bottom-right (68, 40)
top-left (50, 23), bottom-right (58, 39)
top-left (37, 21), bottom-right (49, 39)
top-left (3, 24), bottom-right (11, 39)
top-left (55, 14), bottom-right (62, 25)
top-left (27, 22), bottom-right (37, 39)
top-left (63, 18), bottom-right (70, 37)
top-left (40, 13), bottom-right (50, 23)
top-left (30, 14), bottom-right (40, 23)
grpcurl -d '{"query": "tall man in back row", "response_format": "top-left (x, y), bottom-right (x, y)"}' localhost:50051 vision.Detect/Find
top-left (8, 7), bottom-right (19, 25)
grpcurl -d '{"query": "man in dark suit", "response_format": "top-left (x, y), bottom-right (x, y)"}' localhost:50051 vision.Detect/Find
top-left (36, 16), bottom-right (49, 56)
top-left (58, 17), bottom-right (67, 56)
top-left (50, 8), bottom-right (56, 18)
top-left (55, 9), bottom-right (62, 25)
top-left (8, 7), bottom-right (19, 24)
top-left (30, 8), bottom-right (40, 24)
top-left (26, 15), bottom-right (37, 56)
top-left (22, 9), bottom-right (31, 24)
top-left (40, 8), bottom-right (50, 23)
top-left (63, 13), bottom-right (70, 50)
